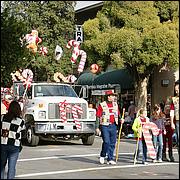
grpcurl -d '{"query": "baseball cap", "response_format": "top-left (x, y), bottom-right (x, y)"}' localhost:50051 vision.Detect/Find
top-left (105, 90), bottom-right (118, 96)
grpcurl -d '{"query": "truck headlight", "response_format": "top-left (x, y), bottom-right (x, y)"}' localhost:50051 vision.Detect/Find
top-left (38, 111), bottom-right (46, 119)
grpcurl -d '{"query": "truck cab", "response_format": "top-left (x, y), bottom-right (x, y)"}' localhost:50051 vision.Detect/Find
top-left (13, 81), bottom-right (96, 146)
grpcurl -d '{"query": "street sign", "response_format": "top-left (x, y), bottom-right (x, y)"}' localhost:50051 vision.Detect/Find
top-left (75, 25), bottom-right (83, 43)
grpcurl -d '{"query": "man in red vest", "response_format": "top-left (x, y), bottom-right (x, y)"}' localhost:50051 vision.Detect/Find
top-left (96, 90), bottom-right (124, 165)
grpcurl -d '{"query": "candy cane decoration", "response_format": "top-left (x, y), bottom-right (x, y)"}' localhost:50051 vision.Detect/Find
top-left (58, 101), bottom-right (83, 129)
top-left (66, 40), bottom-right (87, 73)
top-left (66, 40), bottom-right (80, 64)
top-left (59, 100), bottom-right (69, 123)
top-left (77, 50), bottom-right (87, 73)
top-left (142, 122), bottom-right (159, 160)
top-left (72, 105), bottom-right (83, 130)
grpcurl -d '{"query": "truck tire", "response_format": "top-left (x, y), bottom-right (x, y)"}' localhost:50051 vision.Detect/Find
top-left (26, 126), bottom-right (39, 146)
top-left (81, 134), bottom-right (95, 145)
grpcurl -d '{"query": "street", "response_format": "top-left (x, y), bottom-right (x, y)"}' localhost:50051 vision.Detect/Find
top-left (14, 136), bottom-right (179, 179)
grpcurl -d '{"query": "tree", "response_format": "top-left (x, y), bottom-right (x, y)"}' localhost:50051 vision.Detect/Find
top-left (1, 5), bottom-right (28, 87)
top-left (82, 1), bottom-right (179, 110)
top-left (154, 1), bottom-right (179, 23)
top-left (1, 1), bottom-right (76, 87)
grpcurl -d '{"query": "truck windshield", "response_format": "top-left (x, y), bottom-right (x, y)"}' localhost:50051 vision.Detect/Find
top-left (34, 85), bottom-right (78, 97)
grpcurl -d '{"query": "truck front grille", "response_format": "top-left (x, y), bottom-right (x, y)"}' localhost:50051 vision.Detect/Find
top-left (48, 103), bottom-right (87, 120)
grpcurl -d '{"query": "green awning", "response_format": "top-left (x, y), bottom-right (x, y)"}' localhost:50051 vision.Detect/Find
top-left (77, 69), bottom-right (134, 90)
top-left (77, 72), bottom-right (97, 85)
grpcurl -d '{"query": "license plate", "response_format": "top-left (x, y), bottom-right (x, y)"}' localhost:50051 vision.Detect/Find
top-left (44, 123), bottom-right (57, 131)
top-left (64, 124), bottom-right (73, 131)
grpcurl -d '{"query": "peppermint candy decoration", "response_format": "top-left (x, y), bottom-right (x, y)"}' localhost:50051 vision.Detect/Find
top-left (90, 64), bottom-right (100, 74)
top-left (39, 46), bottom-right (48, 56)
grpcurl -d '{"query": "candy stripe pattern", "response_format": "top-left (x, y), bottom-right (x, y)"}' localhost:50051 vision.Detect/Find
top-left (142, 122), bottom-right (159, 159)
top-left (66, 40), bottom-right (80, 64)
top-left (22, 69), bottom-right (33, 88)
top-left (72, 105), bottom-right (83, 130)
top-left (59, 100), bottom-right (68, 123)
top-left (78, 50), bottom-right (87, 73)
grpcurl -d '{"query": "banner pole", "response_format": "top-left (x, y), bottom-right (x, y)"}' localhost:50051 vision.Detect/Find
top-left (115, 108), bottom-right (125, 162)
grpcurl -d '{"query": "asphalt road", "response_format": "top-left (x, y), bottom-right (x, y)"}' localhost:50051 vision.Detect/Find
top-left (12, 136), bottom-right (179, 179)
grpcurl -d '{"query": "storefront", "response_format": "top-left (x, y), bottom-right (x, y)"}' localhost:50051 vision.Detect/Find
top-left (76, 68), bottom-right (135, 111)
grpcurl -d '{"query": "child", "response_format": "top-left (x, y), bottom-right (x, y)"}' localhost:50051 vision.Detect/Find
top-left (132, 108), bottom-right (149, 165)
top-left (150, 104), bottom-right (166, 163)
top-left (163, 97), bottom-right (175, 162)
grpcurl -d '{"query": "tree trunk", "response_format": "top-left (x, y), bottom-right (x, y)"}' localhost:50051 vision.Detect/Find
top-left (134, 77), bottom-right (149, 116)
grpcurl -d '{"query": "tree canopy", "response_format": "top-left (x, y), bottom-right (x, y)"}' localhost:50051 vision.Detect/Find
top-left (1, 1), bottom-right (76, 87)
top-left (82, 1), bottom-right (179, 109)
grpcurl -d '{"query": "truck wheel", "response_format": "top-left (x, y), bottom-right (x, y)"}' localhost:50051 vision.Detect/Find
top-left (81, 134), bottom-right (95, 145)
top-left (26, 126), bottom-right (39, 146)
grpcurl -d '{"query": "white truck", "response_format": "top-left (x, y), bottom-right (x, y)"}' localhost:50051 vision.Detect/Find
top-left (13, 81), bottom-right (96, 146)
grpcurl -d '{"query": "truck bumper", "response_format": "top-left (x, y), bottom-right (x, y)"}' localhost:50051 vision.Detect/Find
top-left (34, 121), bottom-right (95, 134)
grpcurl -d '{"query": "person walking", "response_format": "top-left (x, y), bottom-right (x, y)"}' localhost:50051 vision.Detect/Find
top-left (163, 97), bottom-right (175, 162)
top-left (95, 90), bottom-right (124, 165)
top-left (170, 80), bottom-right (179, 155)
top-left (1, 101), bottom-right (25, 179)
top-left (128, 101), bottom-right (136, 122)
top-left (150, 104), bottom-right (166, 163)
top-left (132, 108), bottom-right (150, 165)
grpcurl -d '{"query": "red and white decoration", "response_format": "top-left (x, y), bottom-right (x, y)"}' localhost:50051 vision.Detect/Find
top-left (21, 69), bottom-right (33, 88)
top-left (58, 101), bottom-right (83, 130)
top-left (39, 46), bottom-right (48, 56)
top-left (72, 105), bottom-right (83, 130)
top-left (90, 64), bottom-right (100, 74)
top-left (66, 40), bottom-right (80, 64)
top-left (11, 69), bottom-right (33, 89)
top-left (142, 122), bottom-right (159, 159)
top-left (77, 50), bottom-right (87, 73)
top-left (66, 40), bottom-right (87, 73)
top-left (58, 100), bottom-right (71, 123)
